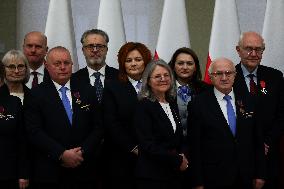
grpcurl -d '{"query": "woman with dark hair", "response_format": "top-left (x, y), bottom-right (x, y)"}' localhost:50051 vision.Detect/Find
top-left (134, 59), bottom-right (188, 189)
top-left (169, 47), bottom-right (208, 137)
top-left (0, 58), bottom-right (29, 188)
top-left (102, 42), bottom-right (152, 189)
top-left (1, 50), bottom-right (31, 104)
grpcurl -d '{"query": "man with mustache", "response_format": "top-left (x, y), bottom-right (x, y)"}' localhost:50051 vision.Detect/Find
top-left (234, 31), bottom-right (284, 189)
top-left (73, 29), bottom-right (118, 103)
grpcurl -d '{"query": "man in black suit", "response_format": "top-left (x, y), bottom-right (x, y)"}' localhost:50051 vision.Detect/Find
top-left (234, 31), bottom-right (284, 189)
top-left (23, 31), bottom-right (50, 88)
top-left (24, 46), bottom-right (103, 189)
top-left (73, 29), bottom-right (118, 103)
top-left (189, 58), bottom-right (265, 189)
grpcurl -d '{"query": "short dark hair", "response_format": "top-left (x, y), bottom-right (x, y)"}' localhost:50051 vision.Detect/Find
top-left (168, 47), bottom-right (202, 83)
top-left (80, 29), bottom-right (109, 45)
top-left (117, 42), bottom-right (152, 82)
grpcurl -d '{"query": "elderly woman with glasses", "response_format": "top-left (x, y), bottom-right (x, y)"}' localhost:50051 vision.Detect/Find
top-left (1, 50), bottom-right (31, 104)
top-left (134, 59), bottom-right (188, 189)
top-left (0, 57), bottom-right (29, 188)
top-left (102, 42), bottom-right (152, 189)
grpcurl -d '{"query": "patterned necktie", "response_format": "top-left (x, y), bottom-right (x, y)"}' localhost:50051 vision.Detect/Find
top-left (31, 71), bottom-right (38, 88)
top-left (59, 86), bottom-right (72, 124)
top-left (93, 72), bottom-right (103, 103)
top-left (223, 95), bottom-right (236, 136)
top-left (135, 80), bottom-right (142, 94)
top-left (248, 74), bottom-right (257, 95)
top-left (178, 85), bottom-right (191, 103)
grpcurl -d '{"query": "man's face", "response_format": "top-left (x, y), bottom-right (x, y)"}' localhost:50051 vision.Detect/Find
top-left (82, 34), bottom-right (108, 68)
top-left (45, 49), bottom-right (73, 85)
top-left (236, 32), bottom-right (265, 72)
top-left (210, 59), bottom-right (236, 95)
top-left (23, 32), bottom-right (48, 69)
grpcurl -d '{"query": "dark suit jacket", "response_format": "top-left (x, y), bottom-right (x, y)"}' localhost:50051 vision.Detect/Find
top-left (102, 80), bottom-right (138, 179)
top-left (72, 65), bottom-right (118, 87)
top-left (188, 88), bottom-right (265, 188)
top-left (24, 77), bottom-right (103, 182)
top-left (234, 63), bottom-right (284, 180)
top-left (134, 98), bottom-right (184, 181)
top-left (0, 89), bottom-right (29, 180)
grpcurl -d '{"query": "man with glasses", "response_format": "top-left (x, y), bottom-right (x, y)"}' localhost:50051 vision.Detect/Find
top-left (234, 31), bottom-right (284, 189)
top-left (23, 31), bottom-right (50, 89)
top-left (189, 57), bottom-right (265, 189)
top-left (73, 29), bottom-right (118, 103)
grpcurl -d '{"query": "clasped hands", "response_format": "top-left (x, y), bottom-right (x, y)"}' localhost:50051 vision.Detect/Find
top-left (60, 147), bottom-right (84, 168)
top-left (179, 153), bottom-right (189, 171)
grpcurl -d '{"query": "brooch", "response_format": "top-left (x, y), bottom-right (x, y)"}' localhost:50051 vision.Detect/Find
top-left (237, 100), bottom-right (254, 118)
top-left (80, 104), bottom-right (90, 111)
top-left (260, 81), bottom-right (267, 95)
top-left (73, 92), bottom-right (82, 105)
top-left (0, 106), bottom-right (15, 120)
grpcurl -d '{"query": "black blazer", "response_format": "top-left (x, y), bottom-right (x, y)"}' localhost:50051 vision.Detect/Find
top-left (0, 92), bottom-right (29, 180)
top-left (72, 65), bottom-right (118, 86)
top-left (102, 80), bottom-right (138, 178)
top-left (24, 77), bottom-right (103, 182)
top-left (134, 98), bottom-right (184, 181)
top-left (188, 88), bottom-right (265, 187)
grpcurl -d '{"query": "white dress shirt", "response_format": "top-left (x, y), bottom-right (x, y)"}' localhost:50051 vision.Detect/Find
top-left (87, 65), bottom-right (106, 87)
top-left (159, 102), bottom-right (176, 132)
top-left (241, 64), bottom-right (258, 92)
top-left (128, 76), bottom-right (141, 94)
top-left (26, 63), bottom-right (45, 89)
top-left (52, 80), bottom-right (73, 109)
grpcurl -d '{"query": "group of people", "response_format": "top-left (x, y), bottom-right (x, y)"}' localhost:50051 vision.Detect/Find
top-left (0, 28), bottom-right (283, 189)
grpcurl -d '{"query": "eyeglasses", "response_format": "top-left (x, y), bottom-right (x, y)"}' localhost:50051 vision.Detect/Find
top-left (210, 71), bottom-right (236, 78)
top-left (150, 74), bottom-right (171, 81)
top-left (83, 44), bottom-right (107, 51)
top-left (5, 64), bottom-right (26, 72)
top-left (241, 46), bottom-right (265, 56)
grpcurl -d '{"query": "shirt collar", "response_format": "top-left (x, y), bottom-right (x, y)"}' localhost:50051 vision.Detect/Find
top-left (52, 80), bottom-right (71, 92)
top-left (214, 87), bottom-right (235, 101)
top-left (31, 63), bottom-right (45, 75)
top-left (241, 63), bottom-right (258, 77)
top-left (87, 65), bottom-right (106, 78)
top-left (128, 76), bottom-right (140, 87)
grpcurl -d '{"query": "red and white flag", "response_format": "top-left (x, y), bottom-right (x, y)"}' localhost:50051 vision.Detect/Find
top-left (262, 0), bottom-right (284, 73)
top-left (156, 0), bottom-right (190, 63)
top-left (45, 0), bottom-right (79, 72)
top-left (97, 0), bottom-right (126, 69)
top-left (204, 0), bottom-right (240, 83)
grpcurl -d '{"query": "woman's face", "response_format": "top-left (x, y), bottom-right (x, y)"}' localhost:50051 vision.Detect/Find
top-left (124, 49), bottom-right (145, 81)
top-left (148, 65), bottom-right (171, 97)
top-left (5, 59), bottom-right (26, 83)
top-left (174, 53), bottom-right (196, 80)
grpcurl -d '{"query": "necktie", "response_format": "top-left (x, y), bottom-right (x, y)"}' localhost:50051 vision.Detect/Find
top-left (59, 86), bottom-right (72, 124)
top-left (248, 74), bottom-right (257, 95)
top-left (223, 95), bottom-right (236, 136)
top-left (31, 71), bottom-right (38, 88)
top-left (93, 72), bottom-right (103, 103)
top-left (178, 85), bottom-right (191, 103)
top-left (135, 80), bottom-right (142, 94)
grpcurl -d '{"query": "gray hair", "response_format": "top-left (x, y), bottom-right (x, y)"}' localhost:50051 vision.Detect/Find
top-left (139, 59), bottom-right (176, 102)
top-left (2, 49), bottom-right (30, 84)
top-left (80, 28), bottom-right (109, 45)
top-left (208, 57), bottom-right (236, 75)
top-left (237, 31), bottom-right (265, 48)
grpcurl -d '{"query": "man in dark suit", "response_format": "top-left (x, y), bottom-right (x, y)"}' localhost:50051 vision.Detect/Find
top-left (73, 29), bottom-right (118, 103)
top-left (189, 58), bottom-right (265, 189)
top-left (23, 31), bottom-right (50, 88)
top-left (24, 46), bottom-right (103, 189)
top-left (234, 31), bottom-right (284, 189)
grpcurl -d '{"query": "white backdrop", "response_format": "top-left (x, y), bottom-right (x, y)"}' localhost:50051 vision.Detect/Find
top-left (16, 0), bottom-right (266, 69)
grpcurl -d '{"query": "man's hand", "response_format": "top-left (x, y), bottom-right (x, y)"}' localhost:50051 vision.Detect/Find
top-left (253, 178), bottom-right (265, 189)
top-left (61, 147), bottom-right (84, 168)
top-left (179, 153), bottom-right (189, 171)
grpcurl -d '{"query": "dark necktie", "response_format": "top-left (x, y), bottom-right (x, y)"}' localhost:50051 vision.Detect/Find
top-left (177, 85), bottom-right (191, 103)
top-left (223, 95), bottom-right (236, 136)
top-left (248, 74), bottom-right (257, 95)
top-left (93, 72), bottom-right (103, 103)
top-left (59, 86), bottom-right (72, 124)
top-left (31, 71), bottom-right (38, 88)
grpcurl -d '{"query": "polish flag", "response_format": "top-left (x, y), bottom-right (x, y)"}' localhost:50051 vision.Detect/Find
top-left (97, 0), bottom-right (126, 69)
top-left (204, 0), bottom-right (240, 83)
top-left (262, 0), bottom-right (284, 73)
top-left (156, 0), bottom-right (190, 63)
top-left (45, 0), bottom-right (79, 72)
